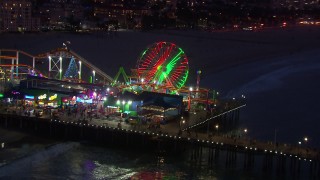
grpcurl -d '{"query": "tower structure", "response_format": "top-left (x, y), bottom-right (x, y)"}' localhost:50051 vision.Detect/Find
top-left (63, 56), bottom-right (79, 80)
top-left (196, 70), bottom-right (201, 98)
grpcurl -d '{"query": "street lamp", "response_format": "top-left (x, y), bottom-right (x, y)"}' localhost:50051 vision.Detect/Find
top-left (215, 124), bottom-right (219, 135)
top-left (303, 137), bottom-right (309, 149)
top-left (59, 69), bottom-right (62, 80)
top-left (243, 128), bottom-right (248, 140)
top-left (116, 100), bottom-right (120, 112)
top-left (92, 70), bottom-right (95, 83)
top-left (59, 56), bottom-right (63, 80)
top-left (180, 116), bottom-right (185, 130)
top-left (128, 100), bottom-right (132, 111)
top-left (48, 56), bottom-right (52, 78)
top-left (78, 61), bottom-right (82, 80)
top-left (122, 100), bottom-right (126, 112)
top-left (188, 87), bottom-right (193, 112)
top-left (298, 141), bottom-right (302, 154)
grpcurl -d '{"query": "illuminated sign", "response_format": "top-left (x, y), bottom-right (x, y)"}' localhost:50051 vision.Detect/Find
top-left (11, 91), bottom-right (20, 95)
top-left (0, 94), bottom-right (3, 98)
top-left (49, 94), bottom-right (57, 100)
top-left (76, 97), bottom-right (92, 103)
top-left (24, 95), bottom-right (34, 99)
top-left (38, 94), bottom-right (47, 100)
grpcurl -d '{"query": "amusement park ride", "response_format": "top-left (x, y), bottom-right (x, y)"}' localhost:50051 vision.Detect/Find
top-left (0, 42), bottom-right (217, 111)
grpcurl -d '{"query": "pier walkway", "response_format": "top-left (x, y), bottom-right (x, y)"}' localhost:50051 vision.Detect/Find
top-left (1, 105), bottom-right (319, 163)
top-left (78, 117), bottom-right (320, 162)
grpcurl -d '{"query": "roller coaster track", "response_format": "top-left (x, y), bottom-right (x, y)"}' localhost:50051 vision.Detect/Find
top-left (0, 48), bottom-right (114, 83)
top-left (0, 64), bottom-right (45, 77)
top-left (0, 49), bottom-right (41, 59)
top-left (38, 48), bottom-right (114, 83)
top-left (68, 49), bottom-right (113, 82)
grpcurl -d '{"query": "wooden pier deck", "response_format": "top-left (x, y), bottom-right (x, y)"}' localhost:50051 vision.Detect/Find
top-left (0, 107), bottom-right (319, 163)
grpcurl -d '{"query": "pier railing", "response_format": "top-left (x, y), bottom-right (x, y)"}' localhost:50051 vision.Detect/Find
top-left (0, 111), bottom-right (320, 178)
top-left (182, 104), bottom-right (246, 131)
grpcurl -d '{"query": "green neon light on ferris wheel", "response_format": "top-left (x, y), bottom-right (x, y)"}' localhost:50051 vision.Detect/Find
top-left (166, 50), bottom-right (183, 69)
top-left (177, 70), bottom-right (188, 88)
top-left (142, 50), bottom-right (147, 56)
top-left (148, 45), bottom-right (188, 89)
top-left (140, 49), bottom-right (147, 59)
top-left (153, 67), bottom-right (164, 84)
top-left (153, 70), bottom-right (166, 85)
top-left (162, 49), bottom-right (183, 82)
top-left (163, 49), bottom-right (188, 88)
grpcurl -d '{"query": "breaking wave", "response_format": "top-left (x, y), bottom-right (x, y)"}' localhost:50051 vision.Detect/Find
top-left (0, 142), bottom-right (80, 178)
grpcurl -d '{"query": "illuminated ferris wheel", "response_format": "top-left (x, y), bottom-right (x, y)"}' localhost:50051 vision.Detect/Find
top-left (136, 42), bottom-right (189, 90)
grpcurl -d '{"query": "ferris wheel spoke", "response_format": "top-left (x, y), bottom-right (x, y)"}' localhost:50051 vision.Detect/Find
top-left (144, 44), bottom-right (172, 82)
top-left (137, 42), bottom-right (189, 91)
top-left (142, 42), bottom-right (161, 68)
top-left (147, 44), bottom-right (174, 81)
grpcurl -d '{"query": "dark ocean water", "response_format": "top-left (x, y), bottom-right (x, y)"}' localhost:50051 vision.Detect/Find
top-left (0, 142), bottom-right (313, 180)
top-left (202, 48), bottom-right (320, 148)
top-left (18, 144), bottom-right (215, 180)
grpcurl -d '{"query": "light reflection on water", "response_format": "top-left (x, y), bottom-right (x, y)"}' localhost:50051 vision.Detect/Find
top-left (1, 141), bottom-right (312, 180)
top-left (27, 144), bottom-right (222, 180)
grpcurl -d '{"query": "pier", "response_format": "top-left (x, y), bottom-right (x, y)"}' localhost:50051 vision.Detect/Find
top-left (1, 46), bottom-right (320, 178)
top-left (0, 110), bottom-right (319, 178)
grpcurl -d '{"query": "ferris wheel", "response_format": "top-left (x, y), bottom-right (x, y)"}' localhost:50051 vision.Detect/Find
top-left (136, 42), bottom-right (189, 90)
